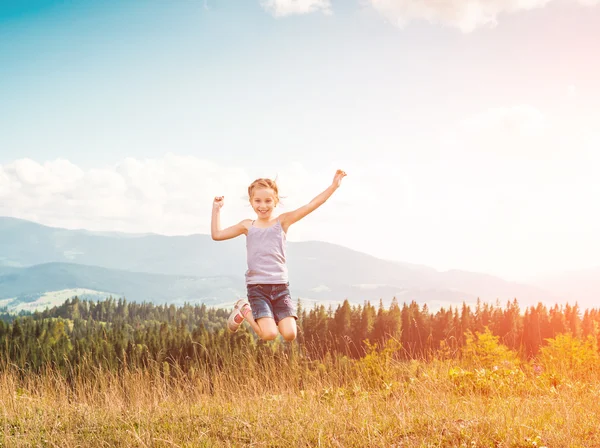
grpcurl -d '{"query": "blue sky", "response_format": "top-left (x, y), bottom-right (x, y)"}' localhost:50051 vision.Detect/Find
top-left (1, 0), bottom-right (600, 279)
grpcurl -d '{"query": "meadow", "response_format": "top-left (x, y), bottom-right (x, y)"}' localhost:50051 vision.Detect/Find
top-left (1, 298), bottom-right (600, 447)
top-left (2, 333), bottom-right (600, 447)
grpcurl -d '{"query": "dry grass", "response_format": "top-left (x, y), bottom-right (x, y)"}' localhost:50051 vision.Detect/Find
top-left (2, 357), bottom-right (600, 447)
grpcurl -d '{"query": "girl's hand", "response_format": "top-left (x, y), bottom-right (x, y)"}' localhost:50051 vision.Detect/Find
top-left (332, 169), bottom-right (347, 188)
top-left (213, 196), bottom-right (224, 210)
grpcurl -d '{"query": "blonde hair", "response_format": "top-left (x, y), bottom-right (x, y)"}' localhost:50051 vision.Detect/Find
top-left (248, 178), bottom-right (280, 204)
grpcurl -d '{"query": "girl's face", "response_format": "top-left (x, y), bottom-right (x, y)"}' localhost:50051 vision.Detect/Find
top-left (250, 188), bottom-right (277, 219)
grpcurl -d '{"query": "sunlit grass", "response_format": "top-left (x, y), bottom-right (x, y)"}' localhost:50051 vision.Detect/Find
top-left (2, 343), bottom-right (600, 447)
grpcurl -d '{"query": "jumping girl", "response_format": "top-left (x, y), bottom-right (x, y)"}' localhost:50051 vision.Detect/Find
top-left (211, 169), bottom-right (347, 342)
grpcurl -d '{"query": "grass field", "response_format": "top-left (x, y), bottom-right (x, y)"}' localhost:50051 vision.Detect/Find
top-left (2, 345), bottom-right (600, 448)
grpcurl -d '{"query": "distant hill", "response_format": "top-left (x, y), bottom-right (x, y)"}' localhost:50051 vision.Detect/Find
top-left (531, 268), bottom-right (600, 307)
top-left (0, 262), bottom-right (241, 307)
top-left (0, 216), bottom-right (563, 310)
top-left (0, 288), bottom-right (113, 313)
top-left (0, 216), bottom-right (247, 276)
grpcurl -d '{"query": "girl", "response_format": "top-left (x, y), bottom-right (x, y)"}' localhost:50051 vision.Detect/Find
top-left (211, 169), bottom-right (347, 342)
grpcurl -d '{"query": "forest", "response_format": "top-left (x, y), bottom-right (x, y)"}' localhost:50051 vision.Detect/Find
top-left (1, 296), bottom-right (595, 373)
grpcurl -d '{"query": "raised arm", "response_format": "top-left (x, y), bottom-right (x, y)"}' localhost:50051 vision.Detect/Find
top-left (211, 196), bottom-right (249, 241)
top-left (280, 169), bottom-right (346, 232)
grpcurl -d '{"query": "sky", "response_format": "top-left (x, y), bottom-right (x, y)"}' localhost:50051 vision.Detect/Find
top-left (1, 0), bottom-right (599, 281)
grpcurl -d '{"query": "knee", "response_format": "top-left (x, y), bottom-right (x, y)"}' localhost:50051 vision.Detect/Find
top-left (261, 329), bottom-right (279, 341)
top-left (281, 329), bottom-right (297, 342)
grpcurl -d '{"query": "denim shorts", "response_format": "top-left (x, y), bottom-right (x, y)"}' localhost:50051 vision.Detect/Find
top-left (246, 283), bottom-right (297, 324)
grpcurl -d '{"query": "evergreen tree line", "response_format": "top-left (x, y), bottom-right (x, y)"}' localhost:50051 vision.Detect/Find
top-left (1, 296), bottom-right (598, 375)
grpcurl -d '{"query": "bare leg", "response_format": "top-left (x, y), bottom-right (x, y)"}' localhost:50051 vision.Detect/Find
top-left (277, 317), bottom-right (297, 342)
top-left (242, 308), bottom-right (278, 341)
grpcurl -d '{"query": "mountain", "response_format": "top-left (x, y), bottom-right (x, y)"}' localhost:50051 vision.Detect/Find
top-left (0, 216), bottom-right (561, 310)
top-left (530, 268), bottom-right (600, 307)
top-left (0, 216), bottom-right (247, 276)
top-left (0, 263), bottom-right (240, 307)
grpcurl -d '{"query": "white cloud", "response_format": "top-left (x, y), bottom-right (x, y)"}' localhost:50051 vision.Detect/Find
top-left (0, 155), bottom-right (353, 239)
top-left (403, 103), bottom-right (600, 277)
top-left (0, 155), bottom-right (253, 235)
top-left (261, 0), bottom-right (332, 17)
top-left (436, 103), bottom-right (594, 198)
top-left (368, 0), bottom-right (598, 32)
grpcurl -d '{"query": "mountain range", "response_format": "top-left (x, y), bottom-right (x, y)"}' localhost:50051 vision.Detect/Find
top-left (0, 216), bottom-right (597, 311)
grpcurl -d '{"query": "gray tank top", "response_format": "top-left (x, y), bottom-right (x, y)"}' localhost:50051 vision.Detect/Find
top-left (245, 219), bottom-right (288, 285)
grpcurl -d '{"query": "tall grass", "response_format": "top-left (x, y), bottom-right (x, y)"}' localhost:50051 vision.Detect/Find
top-left (2, 337), bottom-right (600, 447)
